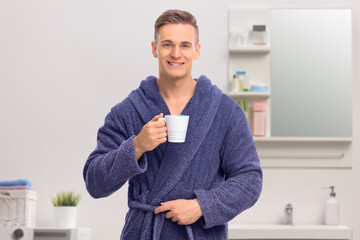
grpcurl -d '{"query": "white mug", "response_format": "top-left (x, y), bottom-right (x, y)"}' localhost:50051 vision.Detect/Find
top-left (158, 115), bottom-right (189, 143)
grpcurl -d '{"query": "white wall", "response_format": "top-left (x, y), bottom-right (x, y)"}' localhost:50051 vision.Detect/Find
top-left (0, 0), bottom-right (359, 239)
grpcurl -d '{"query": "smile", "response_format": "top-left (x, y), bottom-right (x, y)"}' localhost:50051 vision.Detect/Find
top-left (167, 61), bottom-right (184, 66)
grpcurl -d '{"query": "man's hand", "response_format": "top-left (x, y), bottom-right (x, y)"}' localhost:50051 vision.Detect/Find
top-left (133, 113), bottom-right (167, 160)
top-left (154, 199), bottom-right (203, 225)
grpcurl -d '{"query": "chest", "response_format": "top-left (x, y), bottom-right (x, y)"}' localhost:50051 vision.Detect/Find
top-left (165, 97), bottom-right (192, 115)
top-left (165, 103), bottom-right (184, 115)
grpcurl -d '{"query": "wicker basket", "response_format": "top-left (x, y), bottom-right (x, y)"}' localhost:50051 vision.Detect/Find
top-left (0, 190), bottom-right (37, 227)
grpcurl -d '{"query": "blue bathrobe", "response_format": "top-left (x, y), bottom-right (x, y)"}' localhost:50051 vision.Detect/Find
top-left (83, 75), bottom-right (262, 240)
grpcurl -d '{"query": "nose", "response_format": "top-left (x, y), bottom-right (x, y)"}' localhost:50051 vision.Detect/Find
top-left (171, 45), bottom-right (181, 58)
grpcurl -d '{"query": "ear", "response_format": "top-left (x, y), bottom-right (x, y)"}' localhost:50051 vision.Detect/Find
top-left (151, 41), bottom-right (158, 58)
top-left (194, 43), bottom-right (201, 60)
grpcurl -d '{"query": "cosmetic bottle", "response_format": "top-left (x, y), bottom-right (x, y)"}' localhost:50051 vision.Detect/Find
top-left (252, 101), bottom-right (266, 137)
top-left (242, 75), bottom-right (251, 92)
top-left (236, 71), bottom-right (245, 91)
top-left (239, 30), bottom-right (250, 46)
top-left (324, 186), bottom-right (340, 225)
top-left (251, 25), bottom-right (267, 45)
top-left (231, 73), bottom-right (238, 92)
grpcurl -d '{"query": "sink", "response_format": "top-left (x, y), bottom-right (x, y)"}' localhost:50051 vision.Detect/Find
top-left (228, 224), bottom-right (352, 239)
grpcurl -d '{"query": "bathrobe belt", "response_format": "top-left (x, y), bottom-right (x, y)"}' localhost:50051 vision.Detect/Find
top-left (129, 200), bottom-right (194, 240)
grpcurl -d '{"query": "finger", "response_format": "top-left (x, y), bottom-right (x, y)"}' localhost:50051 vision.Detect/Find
top-left (154, 204), bottom-right (171, 214)
top-left (155, 131), bottom-right (167, 138)
top-left (147, 119), bottom-right (166, 130)
top-left (153, 120), bottom-right (166, 128)
top-left (165, 211), bottom-right (173, 219)
top-left (154, 206), bottom-right (161, 214)
top-left (155, 136), bottom-right (167, 144)
top-left (161, 200), bottom-right (175, 206)
top-left (150, 113), bottom-right (164, 122)
top-left (158, 200), bottom-right (176, 209)
top-left (177, 220), bottom-right (186, 225)
top-left (157, 137), bottom-right (167, 144)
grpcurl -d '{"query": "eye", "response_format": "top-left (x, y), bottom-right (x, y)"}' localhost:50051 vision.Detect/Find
top-left (163, 43), bottom-right (172, 48)
top-left (182, 44), bottom-right (191, 48)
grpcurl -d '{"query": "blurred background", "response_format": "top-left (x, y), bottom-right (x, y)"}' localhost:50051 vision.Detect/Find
top-left (0, 0), bottom-right (359, 239)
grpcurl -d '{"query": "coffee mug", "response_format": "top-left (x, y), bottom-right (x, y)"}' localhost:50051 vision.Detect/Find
top-left (158, 115), bottom-right (190, 143)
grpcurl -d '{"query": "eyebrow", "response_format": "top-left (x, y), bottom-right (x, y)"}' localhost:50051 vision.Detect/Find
top-left (160, 40), bottom-right (193, 46)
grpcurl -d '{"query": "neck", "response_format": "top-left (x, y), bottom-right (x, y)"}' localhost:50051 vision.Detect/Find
top-left (157, 76), bottom-right (197, 115)
top-left (157, 76), bottom-right (196, 101)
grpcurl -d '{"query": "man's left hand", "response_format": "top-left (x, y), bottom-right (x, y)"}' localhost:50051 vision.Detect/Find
top-left (154, 198), bottom-right (203, 225)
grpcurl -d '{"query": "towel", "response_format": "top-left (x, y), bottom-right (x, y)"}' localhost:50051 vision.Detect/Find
top-left (0, 179), bottom-right (32, 189)
top-left (0, 186), bottom-right (29, 190)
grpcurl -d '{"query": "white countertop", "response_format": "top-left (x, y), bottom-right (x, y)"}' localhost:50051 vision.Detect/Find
top-left (228, 224), bottom-right (352, 239)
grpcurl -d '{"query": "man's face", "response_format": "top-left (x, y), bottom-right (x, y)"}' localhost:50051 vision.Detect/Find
top-left (151, 24), bottom-right (200, 81)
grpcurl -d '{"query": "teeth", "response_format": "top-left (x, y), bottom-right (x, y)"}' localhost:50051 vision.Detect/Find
top-left (169, 62), bottom-right (183, 66)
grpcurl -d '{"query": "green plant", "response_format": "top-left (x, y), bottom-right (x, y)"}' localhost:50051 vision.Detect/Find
top-left (51, 191), bottom-right (81, 207)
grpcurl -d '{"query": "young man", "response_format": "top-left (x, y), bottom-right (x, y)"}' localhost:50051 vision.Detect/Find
top-left (83, 9), bottom-right (262, 240)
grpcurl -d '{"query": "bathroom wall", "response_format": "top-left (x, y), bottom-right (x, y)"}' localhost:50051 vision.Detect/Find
top-left (0, 0), bottom-right (359, 239)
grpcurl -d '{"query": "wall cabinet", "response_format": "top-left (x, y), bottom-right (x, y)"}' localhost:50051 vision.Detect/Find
top-left (228, 9), bottom-right (353, 168)
top-left (229, 8), bottom-right (352, 141)
top-left (228, 9), bottom-right (271, 138)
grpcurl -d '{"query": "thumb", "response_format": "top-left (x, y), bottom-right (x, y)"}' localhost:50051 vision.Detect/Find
top-left (151, 113), bottom-right (164, 122)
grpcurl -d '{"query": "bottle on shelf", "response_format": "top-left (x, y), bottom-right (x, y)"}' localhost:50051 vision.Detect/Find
top-left (229, 28), bottom-right (250, 48)
top-left (239, 30), bottom-right (250, 46)
top-left (230, 73), bottom-right (239, 92)
top-left (323, 186), bottom-right (340, 225)
top-left (251, 25), bottom-right (267, 45)
top-left (236, 71), bottom-right (245, 91)
top-left (252, 101), bottom-right (266, 137)
top-left (243, 74), bottom-right (251, 92)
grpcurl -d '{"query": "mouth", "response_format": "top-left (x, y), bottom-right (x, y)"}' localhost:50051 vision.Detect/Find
top-left (167, 61), bottom-right (184, 67)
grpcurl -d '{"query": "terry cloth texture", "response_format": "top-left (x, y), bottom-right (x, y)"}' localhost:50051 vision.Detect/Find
top-left (83, 75), bottom-right (263, 240)
top-left (0, 179), bottom-right (32, 189)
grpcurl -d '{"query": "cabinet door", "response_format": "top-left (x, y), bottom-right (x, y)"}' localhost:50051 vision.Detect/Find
top-left (270, 9), bottom-right (352, 137)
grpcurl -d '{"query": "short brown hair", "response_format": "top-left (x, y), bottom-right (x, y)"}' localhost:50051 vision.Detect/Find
top-left (154, 9), bottom-right (199, 45)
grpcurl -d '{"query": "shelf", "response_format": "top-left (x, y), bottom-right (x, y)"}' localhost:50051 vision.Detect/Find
top-left (229, 46), bottom-right (271, 53)
top-left (253, 137), bottom-right (353, 142)
top-left (228, 224), bottom-right (352, 240)
top-left (229, 91), bottom-right (270, 99)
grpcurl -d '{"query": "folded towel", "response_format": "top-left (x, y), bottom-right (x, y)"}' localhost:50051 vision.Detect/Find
top-left (0, 186), bottom-right (29, 190)
top-left (0, 179), bottom-right (32, 189)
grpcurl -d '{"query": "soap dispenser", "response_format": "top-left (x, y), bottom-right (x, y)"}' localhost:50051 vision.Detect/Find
top-left (324, 186), bottom-right (340, 225)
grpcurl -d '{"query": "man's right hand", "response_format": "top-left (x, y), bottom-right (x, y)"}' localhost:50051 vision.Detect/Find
top-left (133, 113), bottom-right (167, 161)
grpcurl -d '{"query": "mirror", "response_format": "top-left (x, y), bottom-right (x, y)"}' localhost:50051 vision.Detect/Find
top-left (270, 9), bottom-right (352, 137)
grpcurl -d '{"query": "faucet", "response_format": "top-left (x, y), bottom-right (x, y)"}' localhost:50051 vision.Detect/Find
top-left (284, 203), bottom-right (293, 225)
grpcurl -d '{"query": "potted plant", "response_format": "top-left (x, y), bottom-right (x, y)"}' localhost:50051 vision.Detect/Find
top-left (51, 191), bottom-right (81, 228)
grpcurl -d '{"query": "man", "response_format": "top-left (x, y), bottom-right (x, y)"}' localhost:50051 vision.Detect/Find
top-left (83, 9), bottom-right (262, 240)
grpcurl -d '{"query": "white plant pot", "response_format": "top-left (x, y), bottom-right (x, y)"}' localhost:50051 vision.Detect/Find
top-left (54, 206), bottom-right (77, 228)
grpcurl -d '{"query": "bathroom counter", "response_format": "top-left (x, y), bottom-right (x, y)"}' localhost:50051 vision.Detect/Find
top-left (228, 224), bottom-right (352, 239)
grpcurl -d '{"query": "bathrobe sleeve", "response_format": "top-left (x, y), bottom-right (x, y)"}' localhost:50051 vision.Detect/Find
top-left (83, 102), bottom-right (147, 199)
top-left (194, 103), bottom-right (263, 228)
